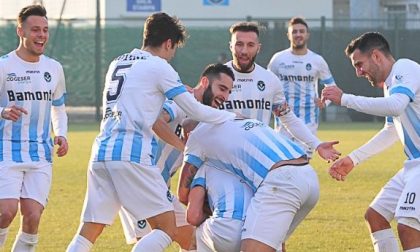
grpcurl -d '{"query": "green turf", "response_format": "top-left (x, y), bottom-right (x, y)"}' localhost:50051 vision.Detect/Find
top-left (2, 122), bottom-right (404, 251)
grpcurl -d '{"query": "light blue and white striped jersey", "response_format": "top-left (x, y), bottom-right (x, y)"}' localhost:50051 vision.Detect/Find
top-left (268, 49), bottom-right (336, 131)
top-left (221, 61), bottom-right (286, 125)
top-left (0, 51), bottom-right (67, 162)
top-left (184, 119), bottom-right (306, 191)
top-left (384, 59), bottom-right (420, 161)
top-left (191, 163), bottom-right (253, 221)
top-left (91, 49), bottom-right (188, 165)
top-left (154, 100), bottom-right (186, 185)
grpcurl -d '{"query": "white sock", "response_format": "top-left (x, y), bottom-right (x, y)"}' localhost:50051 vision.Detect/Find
top-left (404, 248), bottom-right (420, 252)
top-left (370, 229), bottom-right (399, 252)
top-left (131, 229), bottom-right (172, 252)
top-left (66, 234), bottom-right (93, 252)
top-left (11, 232), bottom-right (38, 252)
top-left (0, 227), bottom-right (9, 247)
top-left (180, 249), bottom-right (197, 252)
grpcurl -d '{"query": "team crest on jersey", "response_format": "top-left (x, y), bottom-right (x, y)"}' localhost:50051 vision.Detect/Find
top-left (306, 63), bottom-right (312, 71)
top-left (395, 75), bottom-right (403, 83)
top-left (44, 72), bottom-right (51, 82)
top-left (167, 190), bottom-right (173, 202)
top-left (257, 81), bottom-right (265, 91)
top-left (137, 220), bottom-right (147, 229)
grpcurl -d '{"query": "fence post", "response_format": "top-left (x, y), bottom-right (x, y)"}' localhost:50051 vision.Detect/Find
top-left (95, 0), bottom-right (102, 121)
top-left (320, 16), bottom-right (327, 122)
top-left (394, 16), bottom-right (400, 59)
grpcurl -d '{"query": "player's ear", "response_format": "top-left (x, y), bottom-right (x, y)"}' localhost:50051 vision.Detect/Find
top-left (16, 25), bottom-right (24, 37)
top-left (200, 76), bottom-right (209, 89)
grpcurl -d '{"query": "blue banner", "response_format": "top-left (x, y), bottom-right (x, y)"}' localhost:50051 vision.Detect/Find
top-left (127, 0), bottom-right (161, 12)
top-left (203, 0), bottom-right (229, 6)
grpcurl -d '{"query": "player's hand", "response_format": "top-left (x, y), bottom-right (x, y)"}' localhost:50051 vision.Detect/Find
top-left (321, 86), bottom-right (343, 105)
top-left (1, 105), bottom-right (28, 122)
top-left (54, 136), bottom-right (68, 157)
top-left (315, 98), bottom-right (326, 109)
top-left (316, 141), bottom-right (341, 162)
top-left (329, 156), bottom-right (354, 181)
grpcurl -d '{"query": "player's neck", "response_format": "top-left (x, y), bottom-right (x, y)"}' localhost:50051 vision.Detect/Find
top-left (142, 46), bottom-right (170, 61)
top-left (291, 47), bottom-right (308, 56)
top-left (15, 46), bottom-right (41, 63)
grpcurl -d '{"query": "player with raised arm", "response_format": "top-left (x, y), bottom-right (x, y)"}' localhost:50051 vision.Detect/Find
top-left (268, 17), bottom-right (337, 155)
top-left (66, 13), bottom-right (235, 252)
top-left (0, 5), bottom-right (68, 251)
top-left (322, 32), bottom-right (420, 252)
top-left (222, 21), bottom-right (339, 163)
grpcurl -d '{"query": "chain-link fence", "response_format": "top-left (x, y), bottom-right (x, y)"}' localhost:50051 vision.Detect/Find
top-left (2, 17), bottom-right (420, 121)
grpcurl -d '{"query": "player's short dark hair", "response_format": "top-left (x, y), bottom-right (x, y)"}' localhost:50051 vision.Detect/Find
top-left (229, 22), bottom-right (260, 37)
top-left (17, 5), bottom-right (47, 26)
top-left (288, 17), bottom-right (309, 30)
top-left (345, 32), bottom-right (391, 57)
top-left (143, 12), bottom-right (187, 48)
top-left (201, 63), bottom-right (235, 82)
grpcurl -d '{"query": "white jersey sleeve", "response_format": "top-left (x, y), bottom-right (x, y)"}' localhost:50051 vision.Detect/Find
top-left (348, 118), bottom-right (400, 166)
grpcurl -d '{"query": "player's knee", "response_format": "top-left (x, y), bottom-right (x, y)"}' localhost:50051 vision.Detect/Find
top-left (0, 208), bottom-right (18, 226)
top-left (364, 208), bottom-right (390, 231)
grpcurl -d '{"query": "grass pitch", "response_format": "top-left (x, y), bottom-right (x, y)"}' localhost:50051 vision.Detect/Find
top-left (2, 122), bottom-right (404, 251)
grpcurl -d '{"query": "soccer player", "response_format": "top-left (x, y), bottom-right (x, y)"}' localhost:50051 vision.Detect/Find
top-left (268, 17), bottom-right (336, 135)
top-left (0, 4), bottom-right (68, 251)
top-left (187, 163), bottom-right (253, 252)
top-left (178, 118), bottom-right (329, 252)
top-left (118, 63), bottom-right (235, 251)
top-left (66, 13), bottom-right (236, 252)
top-left (223, 21), bottom-right (340, 163)
top-left (322, 32), bottom-right (420, 252)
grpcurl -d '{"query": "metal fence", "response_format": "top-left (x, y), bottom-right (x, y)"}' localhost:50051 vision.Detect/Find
top-left (1, 17), bottom-right (420, 121)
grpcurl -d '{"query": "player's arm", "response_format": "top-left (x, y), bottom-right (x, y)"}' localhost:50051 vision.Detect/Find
top-left (273, 102), bottom-right (340, 162)
top-left (329, 119), bottom-right (399, 181)
top-left (152, 108), bottom-right (185, 152)
top-left (317, 57), bottom-right (337, 108)
top-left (322, 86), bottom-right (410, 117)
top-left (173, 92), bottom-right (235, 124)
top-left (186, 185), bottom-right (208, 226)
top-left (178, 162), bottom-right (199, 205)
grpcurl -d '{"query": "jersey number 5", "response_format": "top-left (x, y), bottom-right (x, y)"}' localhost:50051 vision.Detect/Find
top-left (106, 64), bottom-right (132, 103)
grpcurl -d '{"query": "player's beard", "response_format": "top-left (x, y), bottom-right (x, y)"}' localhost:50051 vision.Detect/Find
top-left (202, 85), bottom-right (215, 107)
top-left (292, 43), bottom-right (306, 50)
top-left (234, 54), bottom-right (257, 73)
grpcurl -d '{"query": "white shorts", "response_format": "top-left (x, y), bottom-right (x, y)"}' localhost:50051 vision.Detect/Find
top-left (81, 161), bottom-right (174, 225)
top-left (196, 217), bottom-right (243, 252)
top-left (370, 164), bottom-right (420, 231)
top-left (241, 164), bottom-right (319, 249)
top-left (119, 196), bottom-right (189, 244)
top-left (0, 161), bottom-right (52, 207)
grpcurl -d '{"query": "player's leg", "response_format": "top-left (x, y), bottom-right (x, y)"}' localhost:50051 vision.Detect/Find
top-left (12, 161), bottom-right (52, 251)
top-left (195, 219), bottom-right (217, 252)
top-left (211, 218), bottom-right (243, 252)
top-left (0, 199), bottom-right (19, 247)
top-left (67, 161), bottom-right (121, 251)
top-left (283, 165), bottom-right (319, 241)
top-left (106, 162), bottom-right (175, 252)
top-left (396, 172), bottom-right (420, 250)
top-left (242, 165), bottom-right (315, 252)
top-left (119, 207), bottom-right (151, 244)
top-left (0, 162), bottom-right (24, 247)
top-left (366, 169), bottom-right (403, 252)
top-left (171, 197), bottom-right (195, 251)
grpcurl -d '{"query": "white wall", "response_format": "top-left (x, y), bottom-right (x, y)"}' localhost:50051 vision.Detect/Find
top-left (1, 0), bottom-right (332, 26)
